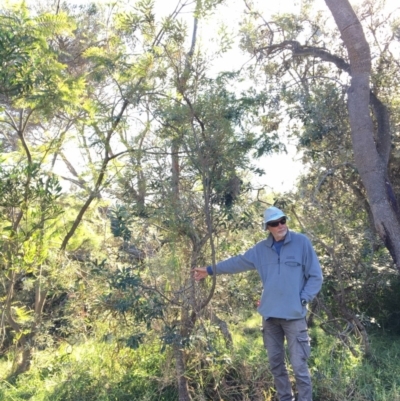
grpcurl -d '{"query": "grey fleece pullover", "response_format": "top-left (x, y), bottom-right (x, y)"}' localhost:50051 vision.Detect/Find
top-left (211, 230), bottom-right (323, 320)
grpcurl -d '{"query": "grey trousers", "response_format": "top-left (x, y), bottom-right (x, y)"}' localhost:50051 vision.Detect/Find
top-left (262, 318), bottom-right (312, 401)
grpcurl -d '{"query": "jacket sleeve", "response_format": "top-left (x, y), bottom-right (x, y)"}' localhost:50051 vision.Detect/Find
top-left (213, 246), bottom-right (257, 275)
top-left (300, 238), bottom-right (323, 302)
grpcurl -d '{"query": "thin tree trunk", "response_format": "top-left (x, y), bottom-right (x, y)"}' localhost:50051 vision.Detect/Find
top-left (10, 335), bottom-right (34, 378)
top-left (173, 343), bottom-right (192, 401)
top-left (171, 138), bottom-right (180, 203)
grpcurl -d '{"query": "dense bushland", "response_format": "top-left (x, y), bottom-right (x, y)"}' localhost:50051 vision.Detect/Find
top-left (0, 0), bottom-right (400, 400)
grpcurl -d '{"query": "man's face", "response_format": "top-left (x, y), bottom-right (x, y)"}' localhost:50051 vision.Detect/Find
top-left (267, 217), bottom-right (288, 240)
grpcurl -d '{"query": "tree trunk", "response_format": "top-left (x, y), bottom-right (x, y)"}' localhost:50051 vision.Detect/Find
top-left (325, 0), bottom-right (400, 271)
top-left (7, 286), bottom-right (48, 379)
top-left (173, 343), bottom-right (192, 401)
top-left (171, 138), bottom-right (180, 204)
top-left (10, 335), bottom-right (33, 379)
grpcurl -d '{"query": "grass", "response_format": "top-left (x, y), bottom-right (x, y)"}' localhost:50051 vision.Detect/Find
top-left (310, 326), bottom-right (400, 401)
top-left (0, 337), bottom-right (177, 401)
top-left (1, 316), bottom-right (400, 400)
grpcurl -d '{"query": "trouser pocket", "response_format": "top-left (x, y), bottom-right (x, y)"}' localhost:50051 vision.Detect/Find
top-left (297, 333), bottom-right (311, 359)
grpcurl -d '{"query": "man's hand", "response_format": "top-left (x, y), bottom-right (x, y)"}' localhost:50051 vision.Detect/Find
top-left (193, 267), bottom-right (208, 281)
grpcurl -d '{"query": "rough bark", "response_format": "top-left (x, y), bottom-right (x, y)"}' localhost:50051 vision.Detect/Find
top-left (325, 0), bottom-right (400, 271)
top-left (173, 343), bottom-right (192, 401)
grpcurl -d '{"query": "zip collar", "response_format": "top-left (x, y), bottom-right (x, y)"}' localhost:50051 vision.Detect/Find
top-left (265, 229), bottom-right (292, 247)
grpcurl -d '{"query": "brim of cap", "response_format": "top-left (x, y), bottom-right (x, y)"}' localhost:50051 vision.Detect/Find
top-left (266, 214), bottom-right (288, 223)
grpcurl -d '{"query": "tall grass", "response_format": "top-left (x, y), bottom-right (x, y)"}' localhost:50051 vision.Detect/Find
top-left (1, 316), bottom-right (400, 400)
top-left (0, 337), bottom-right (177, 401)
top-left (309, 326), bottom-right (400, 401)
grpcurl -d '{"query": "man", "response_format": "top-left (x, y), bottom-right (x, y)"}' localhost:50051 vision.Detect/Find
top-left (194, 206), bottom-right (323, 401)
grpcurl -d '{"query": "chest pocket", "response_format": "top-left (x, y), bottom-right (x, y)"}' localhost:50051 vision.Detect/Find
top-left (285, 261), bottom-right (300, 267)
top-left (284, 261), bottom-right (305, 273)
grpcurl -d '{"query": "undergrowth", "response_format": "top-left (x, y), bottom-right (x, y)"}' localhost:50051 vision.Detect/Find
top-left (0, 336), bottom-right (177, 401)
top-left (1, 316), bottom-right (400, 400)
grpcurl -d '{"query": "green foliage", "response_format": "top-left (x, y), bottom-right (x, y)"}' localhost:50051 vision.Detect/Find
top-left (0, 5), bottom-right (82, 115)
top-left (0, 16), bottom-right (38, 97)
top-left (0, 162), bottom-right (63, 259)
top-left (359, 273), bottom-right (400, 334)
top-left (0, 0), bottom-right (277, 393)
top-left (0, 336), bottom-right (178, 401)
top-left (0, 162), bottom-right (62, 207)
top-left (0, 153), bottom-right (109, 374)
top-left (187, 315), bottom-right (273, 400)
top-left (238, 0), bottom-right (400, 370)
top-left (0, 2), bottom-right (399, 401)
top-left (310, 326), bottom-right (400, 401)
top-left (99, 264), bottom-right (164, 328)
top-left (108, 204), bottom-right (133, 242)
top-left (2, 313), bottom-right (400, 401)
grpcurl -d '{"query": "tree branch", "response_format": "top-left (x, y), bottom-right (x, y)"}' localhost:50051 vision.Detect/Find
top-left (257, 39), bottom-right (392, 166)
top-left (60, 99), bottom-right (129, 251)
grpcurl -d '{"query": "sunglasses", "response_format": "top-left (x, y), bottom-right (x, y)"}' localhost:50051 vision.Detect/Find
top-left (267, 217), bottom-right (287, 227)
